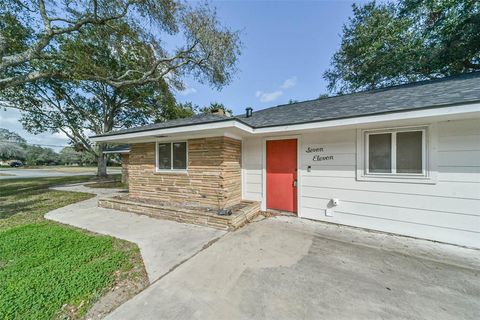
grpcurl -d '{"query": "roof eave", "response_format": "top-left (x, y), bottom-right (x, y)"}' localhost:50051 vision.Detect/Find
top-left (90, 119), bottom-right (253, 143)
top-left (102, 149), bottom-right (130, 154)
top-left (90, 102), bottom-right (480, 143)
top-left (252, 102), bottom-right (480, 134)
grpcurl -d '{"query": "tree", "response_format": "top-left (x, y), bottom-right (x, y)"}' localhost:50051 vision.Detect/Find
top-left (0, 143), bottom-right (25, 161)
top-left (0, 128), bottom-right (26, 160)
top-left (5, 79), bottom-right (175, 176)
top-left (25, 145), bottom-right (59, 165)
top-left (155, 102), bottom-right (196, 122)
top-left (59, 147), bottom-right (82, 166)
top-left (0, 0), bottom-right (241, 90)
top-left (0, 128), bottom-right (27, 144)
top-left (3, 3), bottom-right (241, 177)
top-left (199, 102), bottom-right (232, 115)
top-left (324, 0), bottom-right (480, 93)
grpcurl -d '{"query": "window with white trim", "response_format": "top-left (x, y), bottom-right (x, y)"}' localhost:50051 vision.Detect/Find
top-left (156, 142), bottom-right (187, 171)
top-left (365, 128), bottom-right (426, 177)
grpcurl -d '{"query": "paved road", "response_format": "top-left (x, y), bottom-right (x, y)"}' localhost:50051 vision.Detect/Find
top-left (0, 168), bottom-right (120, 179)
top-left (106, 217), bottom-right (480, 320)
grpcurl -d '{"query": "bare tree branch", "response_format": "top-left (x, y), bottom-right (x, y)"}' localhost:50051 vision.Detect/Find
top-left (0, 1), bottom-right (132, 74)
top-left (0, 71), bottom-right (63, 88)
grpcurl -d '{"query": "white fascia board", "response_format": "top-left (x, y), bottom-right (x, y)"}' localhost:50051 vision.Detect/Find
top-left (102, 150), bottom-right (130, 154)
top-left (91, 119), bottom-right (254, 143)
top-left (252, 103), bottom-right (480, 134)
top-left (91, 103), bottom-right (480, 143)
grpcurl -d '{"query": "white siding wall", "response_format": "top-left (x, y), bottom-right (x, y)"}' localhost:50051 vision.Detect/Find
top-left (242, 118), bottom-right (480, 248)
top-left (242, 138), bottom-right (263, 202)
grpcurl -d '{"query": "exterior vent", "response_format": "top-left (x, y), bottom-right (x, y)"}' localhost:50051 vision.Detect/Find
top-left (245, 107), bottom-right (253, 118)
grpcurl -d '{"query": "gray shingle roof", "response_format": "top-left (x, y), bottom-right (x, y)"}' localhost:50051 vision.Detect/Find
top-left (93, 72), bottom-right (480, 138)
top-left (96, 113), bottom-right (232, 137)
top-left (238, 72), bottom-right (480, 128)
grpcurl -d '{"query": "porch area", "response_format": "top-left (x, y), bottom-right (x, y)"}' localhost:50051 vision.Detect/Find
top-left (98, 196), bottom-right (261, 231)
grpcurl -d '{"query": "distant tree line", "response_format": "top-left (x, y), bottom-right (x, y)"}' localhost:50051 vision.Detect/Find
top-left (0, 128), bottom-right (105, 166)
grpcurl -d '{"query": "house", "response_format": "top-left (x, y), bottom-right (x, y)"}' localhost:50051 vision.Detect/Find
top-left (91, 72), bottom-right (480, 248)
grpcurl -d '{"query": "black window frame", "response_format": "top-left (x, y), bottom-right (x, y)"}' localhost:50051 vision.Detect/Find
top-left (156, 141), bottom-right (188, 171)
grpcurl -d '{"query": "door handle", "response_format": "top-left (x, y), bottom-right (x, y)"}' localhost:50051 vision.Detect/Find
top-left (293, 179), bottom-right (297, 188)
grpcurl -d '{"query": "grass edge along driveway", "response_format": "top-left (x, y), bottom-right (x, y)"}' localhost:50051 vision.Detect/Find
top-left (0, 176), bottom-right (147, 319)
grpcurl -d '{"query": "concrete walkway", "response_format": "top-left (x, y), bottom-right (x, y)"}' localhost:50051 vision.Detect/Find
top-left (106, 216), bottom-right (480, 320)
top-left (45, 184), bottom-right (225, 282)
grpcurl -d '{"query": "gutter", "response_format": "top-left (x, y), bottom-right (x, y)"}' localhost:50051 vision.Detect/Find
top-left (90, 102), bottom-right (480, 142)
top-left (91, 118), bottom-right (239, 139)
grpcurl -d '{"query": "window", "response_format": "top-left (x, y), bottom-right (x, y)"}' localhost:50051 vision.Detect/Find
top-left (156, 142), bottom-right (187, 171)
top-left (365, 128), bottom-right (426, 176)
top-left (368, 133), bottom-right (392, 173)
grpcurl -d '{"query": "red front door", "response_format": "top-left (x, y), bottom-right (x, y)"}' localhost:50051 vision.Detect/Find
top-left (266, 139), bottom-right (297, 213)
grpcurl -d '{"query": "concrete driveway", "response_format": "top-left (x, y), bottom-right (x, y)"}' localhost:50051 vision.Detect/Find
top-left (107, 216), bottom-right (480, 320)
top-left (45, 185), bottom-right (225, 282)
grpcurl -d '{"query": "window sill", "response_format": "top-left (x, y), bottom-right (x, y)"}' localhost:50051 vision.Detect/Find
top-left (356, 173), bottom-right (437, 184)
top-left (154, 169), bottom-right (188, 175)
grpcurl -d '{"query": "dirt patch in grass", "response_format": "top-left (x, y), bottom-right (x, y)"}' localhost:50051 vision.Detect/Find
top-left (86, 180), bottom-right (127, 189)
top-left (0, 172), bottom-right (14, 176)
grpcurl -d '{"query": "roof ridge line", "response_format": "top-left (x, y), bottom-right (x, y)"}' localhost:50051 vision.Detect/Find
top-left (245, 71), bottom-right (480, 115)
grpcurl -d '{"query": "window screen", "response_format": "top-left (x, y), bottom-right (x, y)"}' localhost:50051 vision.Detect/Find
top-left (396, 131), bottom-right (423, 174)
top-left (368, 133), bottom-right (392, 173)
top-left (157, 143), bottom-right (171, 169)
top-left (172, 142), bottom-right (187, 169)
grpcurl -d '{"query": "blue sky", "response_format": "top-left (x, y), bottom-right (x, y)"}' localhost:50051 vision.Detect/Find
top-left (0, 0), bottom-right (360, 150)
top-left (178, 0), bottom-right (357, 114)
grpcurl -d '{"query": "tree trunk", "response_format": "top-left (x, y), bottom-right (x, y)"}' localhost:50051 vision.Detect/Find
top-left (97, 144), bottom-right (108, 178)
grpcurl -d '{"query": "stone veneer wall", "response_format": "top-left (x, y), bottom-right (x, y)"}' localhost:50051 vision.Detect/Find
top-left (128, 136), bottom-right (241, 208)
top-left (121, 154), bottom-right (129, 184)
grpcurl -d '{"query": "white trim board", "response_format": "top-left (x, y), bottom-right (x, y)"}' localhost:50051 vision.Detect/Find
top-left (91, 103), bottom-right (480, 143)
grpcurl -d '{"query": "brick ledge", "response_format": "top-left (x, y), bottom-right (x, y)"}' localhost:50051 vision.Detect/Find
top-left (98, 197), bottom-right (260, 231)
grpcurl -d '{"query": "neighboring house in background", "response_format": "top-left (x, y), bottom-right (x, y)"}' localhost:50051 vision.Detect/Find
top-left (92, 72), bottom-right (480, 248)
top-left (103, 145), bottom-right (130, 184)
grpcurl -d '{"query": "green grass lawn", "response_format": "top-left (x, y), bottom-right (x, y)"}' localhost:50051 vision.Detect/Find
top-left (0, 176), bottom-right (145, 319)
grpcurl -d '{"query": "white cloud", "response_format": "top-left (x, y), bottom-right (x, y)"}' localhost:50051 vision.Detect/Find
top-left (178, 86), bottom-right (197, 96)
top-left (255, 76), bottom-right (297, 103)
top-left (280, 76), bottom-right (297, 89)
top-left (255, 90), bottom-right (283, 103)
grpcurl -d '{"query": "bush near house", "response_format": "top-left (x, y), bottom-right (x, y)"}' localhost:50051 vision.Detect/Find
top-left (0, 176), bottom-right (146, 319)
